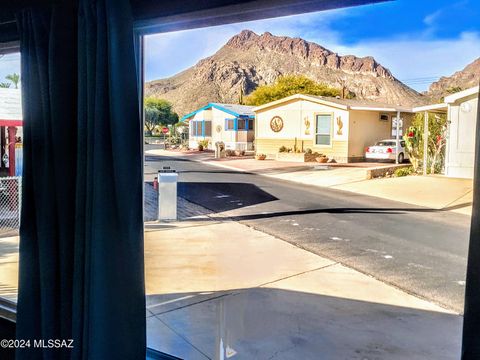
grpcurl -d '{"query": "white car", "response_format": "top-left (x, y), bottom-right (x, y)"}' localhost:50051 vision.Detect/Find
top-left (365, 139), bottom-right (408, 163)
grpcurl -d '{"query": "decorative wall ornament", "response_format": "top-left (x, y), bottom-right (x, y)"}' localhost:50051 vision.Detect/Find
top-left (270, 116), bottom-right (284, 132)
top-left (216, 125), bottom-right (222, 133)
top-left (304, 117), bottom-right (310, 135)
top-left (336, 116), bottom-right (343, 136)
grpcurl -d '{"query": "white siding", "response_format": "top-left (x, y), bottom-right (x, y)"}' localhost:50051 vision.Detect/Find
top-left (446, 96), bottom-right (478, 178)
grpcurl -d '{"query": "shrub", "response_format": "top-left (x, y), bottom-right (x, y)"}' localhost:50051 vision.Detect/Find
top-left (225, 149), bottom-right (235, 157)
top-left (279, 145), bottom-right (288, 153)
top-left (198, 139), bottom-right (209, 150)
top-left (305, 148), bottom-right (313, 154)
top-left (394, 166), bottom-right (414, 177)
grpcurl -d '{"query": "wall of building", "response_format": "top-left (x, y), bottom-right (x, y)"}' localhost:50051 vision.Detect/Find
top-left (255, 98), bottom-right (350, 161)
top-left (446, 95), bottom-right (478, 178)
top-left (210, 108), bottom-right (254, 150)
top-left (188, 108), bottom-right (213, 149)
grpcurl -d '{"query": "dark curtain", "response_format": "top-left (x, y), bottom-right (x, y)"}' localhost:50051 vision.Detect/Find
top-left (15, 0), bottom-right (145, 359)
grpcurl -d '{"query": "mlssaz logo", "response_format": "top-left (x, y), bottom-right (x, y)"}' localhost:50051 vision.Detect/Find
top-left (33, 339), bottom-right (74, 348)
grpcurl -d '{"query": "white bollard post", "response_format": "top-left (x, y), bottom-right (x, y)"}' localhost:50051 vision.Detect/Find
top-left (157, 167), bottom-right (178, 221)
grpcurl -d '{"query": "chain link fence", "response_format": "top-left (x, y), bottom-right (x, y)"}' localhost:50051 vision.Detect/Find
top-left (0, 177), bottom-right (21, 236)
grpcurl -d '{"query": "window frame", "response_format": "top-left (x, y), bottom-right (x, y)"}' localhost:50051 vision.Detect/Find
top-left (191, 120), bottom-right (210, 137)
top-left (225, 118), bottom-right (236, 131)
top-left (314, 112), bottom-right (333, 147)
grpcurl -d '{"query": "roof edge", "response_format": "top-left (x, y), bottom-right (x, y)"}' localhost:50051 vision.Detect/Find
top-left (444, 86), bottom-right (479, 104)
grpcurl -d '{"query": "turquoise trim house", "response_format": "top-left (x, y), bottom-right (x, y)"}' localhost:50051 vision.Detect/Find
top-left (184, 103), bottom-right (256, 151)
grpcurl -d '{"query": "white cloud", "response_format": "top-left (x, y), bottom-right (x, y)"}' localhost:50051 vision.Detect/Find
top-left (423, 9), bottom-right (442, 26)
top-left (329, 31), bottom-right (480, 91)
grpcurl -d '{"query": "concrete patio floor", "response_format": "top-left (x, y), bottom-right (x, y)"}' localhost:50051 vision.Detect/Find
top-left (0, 219), bottom-right (464, 359)
top-left (145, 220), bottom-right (462, 360)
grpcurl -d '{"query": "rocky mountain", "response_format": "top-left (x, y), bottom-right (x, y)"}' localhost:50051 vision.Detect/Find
top-left (145, 30), bottom-right (424, 116)
top-left (427, 57), bottom-right (480, 100)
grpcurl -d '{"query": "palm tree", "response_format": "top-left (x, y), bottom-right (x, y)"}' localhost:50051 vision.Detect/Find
top-left (0, 82), bottom-right (11, 88)
top-left (5, 73), bottom-right (20, 89)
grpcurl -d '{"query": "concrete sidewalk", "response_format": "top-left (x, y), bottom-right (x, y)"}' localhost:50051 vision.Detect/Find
top-left (146, 148), bottom-right (473, 216)
top-left (145, 219), bottom-right (462, 360)
top-left (267, 168), bottom-right (473, 216)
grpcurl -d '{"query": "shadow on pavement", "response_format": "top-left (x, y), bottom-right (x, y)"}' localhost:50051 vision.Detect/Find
top-left (146, 288), bottom-right (461, 360)
top-left (178, 182), bottom-right (278, 212)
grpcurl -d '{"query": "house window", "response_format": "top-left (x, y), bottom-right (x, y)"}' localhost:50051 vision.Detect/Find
top-left (315, 114), bottom-right (332, 145)
top-left (204, 121), bottom-right (212, 136)
top-left (225, 119), bottom-right (235, 130)
top-left (237, 119), bottom-right (247, 130)
top-left (191, 121), bottom-right (202, 136)
top-left (225, 118), bottom-right (253, 131)
top-left (191, 120), bottom-right (211, 136)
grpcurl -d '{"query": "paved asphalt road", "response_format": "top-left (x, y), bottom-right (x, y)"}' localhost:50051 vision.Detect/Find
top-left (145, 149), bottom-right (470, 313)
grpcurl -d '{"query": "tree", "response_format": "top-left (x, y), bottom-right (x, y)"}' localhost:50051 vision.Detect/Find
top-left (0, 82), bottom-right (11, 88)
top-left (244, 75), bottom-right (342, 106)
top-left (144, 97), bottom-right (179, 135)
top-left (404, 112), bottom-right (448, 174)
top-left (5, 73), bottom-right (20, 89)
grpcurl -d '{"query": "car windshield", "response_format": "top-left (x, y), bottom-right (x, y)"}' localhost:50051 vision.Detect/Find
top-left (375, 141), bottom-right (396, 146)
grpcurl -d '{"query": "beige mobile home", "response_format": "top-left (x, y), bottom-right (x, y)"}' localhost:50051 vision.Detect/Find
top-left (253, 94), bottom-right (413, 163)
top-left (184, 103), bottom-right (255, 151)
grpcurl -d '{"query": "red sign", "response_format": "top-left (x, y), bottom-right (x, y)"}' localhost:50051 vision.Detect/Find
top-left (162, 127), bottom-right (169, 134)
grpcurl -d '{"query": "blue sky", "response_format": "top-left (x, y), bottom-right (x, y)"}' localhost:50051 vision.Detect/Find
top-left (144, 0), bottom-right (480, 92)
top-left (1, 1), bottom-right (479, 92)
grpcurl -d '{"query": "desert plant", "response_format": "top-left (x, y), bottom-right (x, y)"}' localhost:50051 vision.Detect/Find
top-left (403, 126), bottom-right (422, 172)
top-left (394, 166), bottom-right (414, 177)
top-left (198, 139), bottom-right (209, 149)
top-left (165, 135), bottom-right (181, 145)
top-left (406, 112), bottom-right (448, 174)
top-left (6, 73), bottom-right (20, 89)
top-left (305, 148), bottom-right (313, 154)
